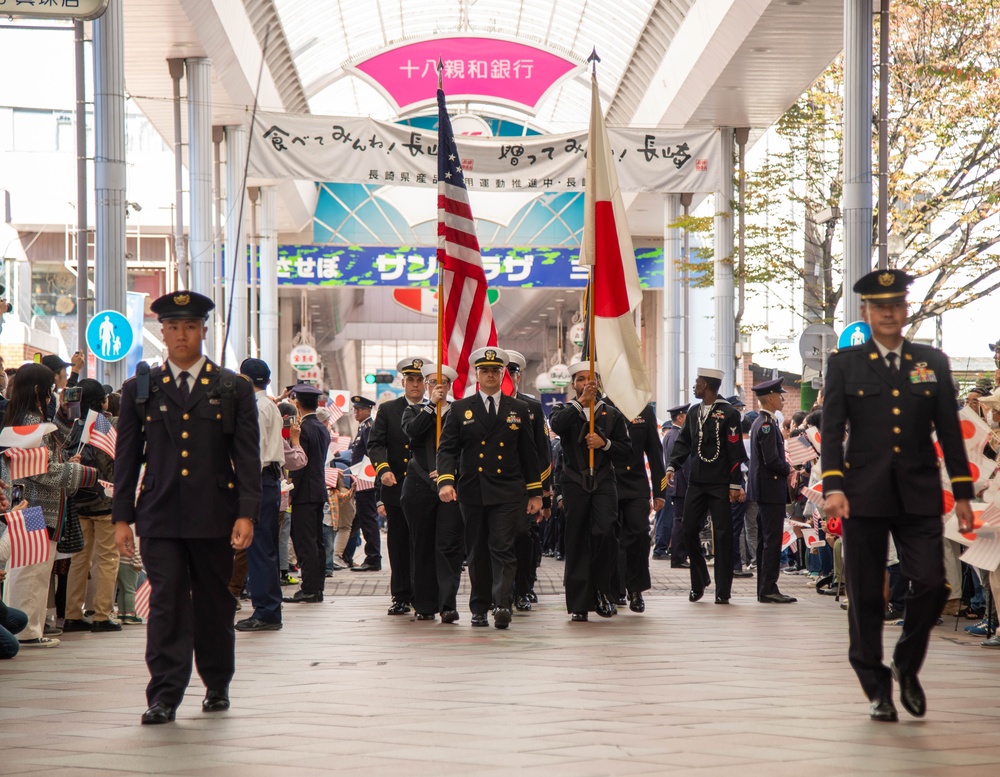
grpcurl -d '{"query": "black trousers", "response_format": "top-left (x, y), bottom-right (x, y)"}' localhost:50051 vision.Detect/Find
top-left (513, 514), bottom-right (538, 597)
top-left (614, 496), bottom-right (653, 596)
top-left (669, 495), bottom-right (688, 565)
top-left (290, 501), bottom-right (325, 596)
top-left (401, 480), bottom-right (465, 614)
top-left (842, 512), bottom-right (947, 701)
top-left (142, 537), bottom-right (235, 708)
top-left (562, 478), bottom-right (618, 613)
top-left (353, 491), bottom-right (382, 566)
top-left (384, 502), bottom-right (413, 604)
top-left (730, 498), bottom-right (746, 571)
top-left (461, 500), bottom-right (522, 614)
top-left (754, 501), bottom-right (785, 598)
top-left (247, 477), bottom-right (282, 622)
top-left (682, 482), bottom-right (733, 599)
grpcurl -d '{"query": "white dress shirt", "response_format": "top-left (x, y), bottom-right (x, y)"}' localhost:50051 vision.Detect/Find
top-left (256, 390), bottom-right (286, 467)
top-left (166, 355), bottom-right (206, 392)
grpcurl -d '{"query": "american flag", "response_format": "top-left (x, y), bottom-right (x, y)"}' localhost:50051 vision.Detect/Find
top-left (135, 578), bottom-right (151, 619)
top-left (99, 479), bottom-right (114, 497)
top-left (785, 434), bottom-right (818, 467)
top-left (330, 435), bottom-right (351, 455)
top-left (324, 467), bottom-right (341, 488)
top-left (801, 483), bottom-right (825, 508)
top-left (3, 447), bottom-right (49, 479)
top-left (81, 410), bottom-right (117, 460)
top-left (437, 85), bottom-right (499, 398)
top-left (4, 506), bottom-right (50, 569)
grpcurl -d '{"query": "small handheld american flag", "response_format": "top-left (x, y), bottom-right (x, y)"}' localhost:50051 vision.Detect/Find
top-left (80, 410), bottom-right (117, 460)
top-left (329, 435), bottom-right (351, 455)
top-left (785, 435), bottom-right (818, 467)
top-left (134, 578), bottom-right (151, 619)
top-left (3, 447), bottom-right (49, 480)
top-left (324, 467), bottom-right (341, 488)
top-left (3, 506), bottom-right (50, 569)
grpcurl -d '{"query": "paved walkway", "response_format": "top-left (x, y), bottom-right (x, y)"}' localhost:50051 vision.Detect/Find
top-left (2, 559), bottom-right (999, 776)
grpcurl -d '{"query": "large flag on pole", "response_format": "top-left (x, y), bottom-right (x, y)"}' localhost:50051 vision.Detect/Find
top-left (437, 87), bottom-right (499, 398)
top-left (578, 72), bottom-right (652, 421)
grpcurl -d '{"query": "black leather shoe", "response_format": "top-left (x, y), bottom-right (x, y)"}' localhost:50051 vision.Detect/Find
top-left (526, 590), bottom-right (538, 603)
top-left (595, 594), bottom-right (615, 618)
top-left (282, 590), bottom-right (323, 603)
top-left (759, 593), bottom-right (797, 604)
top-left (628, 592), bottom-right (645, 613)
top-left (141, 702), bottom-right (176, 725)
top-left (415, 612), bottom-right (436, 621)
top-left (714, 597), bottom-right (730, 605)
top-left (732, 569), bottom-right (754, 578)
top-left (571, 612), bottom-right (588, 622)
top-left (203, 689), bottom-right (230, 712)
top-left (471, 613), bottom-right (489, 627)
top-left (352, 562), bottom-right (382, 572)
top-left (514, 596), bottom-right (532, 611)
top-left (869, 697), bottom-right (899, 722)
top-left (387, 600), bottom-right (411, 616)
top-left (689, 589), bottom-right (704, 602)
top-left (891, 661), bottom-right (926, 717)
top-left (493, 607), bottom-right (512, 629)
top-left (440, 610), bottom-right (459, 624)
top-left (235, 617), bottom-right (282, 631)
top-left (671, 561), bottom-right (691, 568)
top-left (554, 553), bottom-right (564, 561)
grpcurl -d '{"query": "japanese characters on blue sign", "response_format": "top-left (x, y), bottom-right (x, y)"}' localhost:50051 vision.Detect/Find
top-left (274, 246), bottom-right (664, 289)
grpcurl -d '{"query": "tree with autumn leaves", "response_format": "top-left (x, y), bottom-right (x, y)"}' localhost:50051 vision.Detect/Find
top-left (676, 0), bottom-right (1000, 351)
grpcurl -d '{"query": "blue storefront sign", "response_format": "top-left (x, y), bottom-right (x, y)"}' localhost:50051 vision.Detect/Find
top-left (274, 245), bottom-right (664, 289)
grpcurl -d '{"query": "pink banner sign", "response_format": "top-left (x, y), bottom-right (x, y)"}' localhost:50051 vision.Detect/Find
top-left (352, 37), bottom-right (579, 114)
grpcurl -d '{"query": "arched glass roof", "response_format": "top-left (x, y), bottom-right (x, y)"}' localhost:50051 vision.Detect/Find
top-left (271, 0), bottom-right (662, 130)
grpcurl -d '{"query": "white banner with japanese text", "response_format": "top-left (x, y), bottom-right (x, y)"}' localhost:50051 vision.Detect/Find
top-left (248, 112), bottom-right (721, 194)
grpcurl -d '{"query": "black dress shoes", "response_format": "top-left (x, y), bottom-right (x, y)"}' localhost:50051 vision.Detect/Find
top-left (514, 596), bottom-right (532, 611)
top-left (440, 610), bottom-right (459, 624)
top-left (141, 702), bottom-right (176, 725)
top-left (714, 596), bottom-right (730, 605)
top-left (689, 589), bottom-right (704, 602)
top-left (526, 590), bottom-right (538, 603)
top-left (471, 613), bottom-right (489, 627)
top-left (493, 607), bottom-right (512, 629)
top-left (671, 561), bottom-right (691, 568)
top-left (613, 594), bottom-right (628, 607)
top-left (732, 569), bottom-right (754, 578)
top-left (571, 612), bottom-right (588, 622)
top-left (235, 617), bottom-right (283, 631)
top-left (352, 562), bottom-right (381, 572)
top-left (203, 689), bottom-right (230, 712)
top-left (869, 697), bottom-right (899, 722)
top-left (628, 592), bottom-right (645, 613)
top-left (387, 600), bottom-right (411, 616)
top-left (594, 593), bottom-right (617, 618)
top-left (759, 593), bottom-right (797, 604)
top-left (891, 661), bottom-right (926, 717)
top-left (415, 612), bottom-right (436, 621)
top-left (282, 590), bottom-right (323, 603)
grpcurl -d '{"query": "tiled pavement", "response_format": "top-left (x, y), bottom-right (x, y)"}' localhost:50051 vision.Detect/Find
top-left (2, 558), bottom-right (999, 777)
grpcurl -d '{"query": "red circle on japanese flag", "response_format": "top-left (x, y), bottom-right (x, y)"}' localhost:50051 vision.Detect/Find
top-left (961, 420), bottom-right (977, 439)
top-left (334, 393), bottom-right (347, 408)
top-left (961, 512), bottom-right (986, 541)
top-left (12, 425), bottom-right (41, 436)
top-left (781, 531), bottom-right (791, 546)
top-left (813, 431), bottom-right (822, 442)
top-left (942, 490), bottom-right (955, 513)
top-left (364, 463), bottom-right (376, 478)
top-left (969, 462), bottom-right (981, 481)
top-left (934, 441), bottom-right (943, 459)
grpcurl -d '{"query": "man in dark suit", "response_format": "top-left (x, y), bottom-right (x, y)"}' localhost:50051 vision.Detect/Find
top-left (368, 356), bottom-right (428, 615)
top-left (822, 269), bottom-right (974, 722)
top-left (747, 378), bottom-right (795, 605)
top-left (113, 291), bottom-right (261, 725)
top-left (661, 405), bottom-right (689, 568)
top-left (611, 401), bottom-right (665, 613)
top-left (505, 349), bottom-right (552, 611)
top-left (666, 367), bottom-right (748, 605)
top-left (437, 348), bottom-right (543, 629)
top-left (401, 363), bottom-right (464, 623)
top-left (549, 362), bottom-right (632, 621)
top-left (283, 384), bottom-right (330, 604)
top-left (348, 395), bottom-right (380, 571)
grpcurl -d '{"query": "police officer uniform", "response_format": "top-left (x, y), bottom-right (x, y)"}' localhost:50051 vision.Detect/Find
top-left (661, 405), bottom-right (690, 567)
top-left (349, 396), bottom-right (381, 571)
top-left (506, 350), bottom-right (552, 611)
top-left (666, 367), bottom-right (748, 604)
top-left (113, 291), bottom-right (261, 724)
top-left (400, 364), bottom-right (464, 622)
top-left (611, 402), bottom-right (665, 612)
top-left (368, 357), bottom-right (428, 614)
top-left (436, 348), bottom-right (543, 629)
top-left (284, 384), bottom-right (331, 603)
top-left (549, 362), bottom-right (632, 620)
top-left (821, 269), bottom-right (973, 719)
top-left (747, 378), bottom-right (795, 604)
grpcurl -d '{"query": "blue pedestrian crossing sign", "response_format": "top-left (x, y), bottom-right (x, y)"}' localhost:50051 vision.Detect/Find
top-left (86, 310), bottom-right (134, 363)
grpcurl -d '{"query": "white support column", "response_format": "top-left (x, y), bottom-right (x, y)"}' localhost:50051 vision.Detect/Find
top-left (662, 193), bottom-right (682, 410)
top-left (224, 125), bottom-right (248, 368)
top-left (843, 0), bottom-right (873, 326)
top-left (259, 186), bottom-right (279, 375)
top-left (92, 0), bottom-right (127, 388)
top-left (186, 57), bottom-right (214, 355)
top-left (714, 128), bottom-right (735, 396)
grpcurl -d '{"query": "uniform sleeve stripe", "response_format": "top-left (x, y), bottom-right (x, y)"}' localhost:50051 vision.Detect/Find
top-left (821, 470), bottom-right (844, 478)
top-left (950, 476), bottom-right (973, 483)
top-left (436, 474), bottom-right (455, 483)
top-left (374, 462), bottom-right (390, 473)
top-left (526, 482), bottom-right (542, 489)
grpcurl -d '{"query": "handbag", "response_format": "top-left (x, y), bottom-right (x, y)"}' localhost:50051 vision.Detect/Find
top-left (57, 498), bottom-right (85, 554)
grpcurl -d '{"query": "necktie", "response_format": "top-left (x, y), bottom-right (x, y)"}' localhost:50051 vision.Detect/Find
top-left (488, 395), bottom-right (496, 420)
top-left (177, 371), bottom-right (191, 403)
top-left (886, 352), bottom-right (899, 380)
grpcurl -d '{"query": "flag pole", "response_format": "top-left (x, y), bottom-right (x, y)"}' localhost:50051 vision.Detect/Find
top-left (436, 57), bottom-right (445, 446)
top-left (586, 48), bottom-right (601, 481)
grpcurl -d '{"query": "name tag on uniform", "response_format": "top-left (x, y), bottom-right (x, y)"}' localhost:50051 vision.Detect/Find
top-left (462, 418), bottom-right (476, 425)
top-left (910, 363), bottom-right (937, 383)
top-left (209, 398), bottom-right (222, 405)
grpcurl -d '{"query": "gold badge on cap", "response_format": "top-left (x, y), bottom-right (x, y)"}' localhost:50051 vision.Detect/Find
top-left (465, 409), bottom-right (473, 419)
top-left (878, 272), bottom-right (895, 287)
top-left (413, 358), bottom-right (423, 369)
top-left (485, 349), bottom-right (496, 361)
top-left (174, 293), bottom-right (191, 305)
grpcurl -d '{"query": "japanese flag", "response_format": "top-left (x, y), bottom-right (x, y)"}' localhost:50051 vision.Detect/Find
top-left (0, 423), bottom-right (57, 449)
top-left (348, 456), bottom-right (377, 491)
top-left (781, 522), bottom-right (798, 552)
